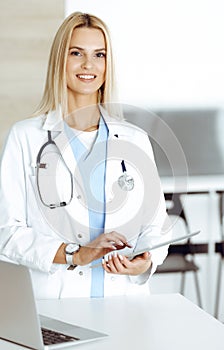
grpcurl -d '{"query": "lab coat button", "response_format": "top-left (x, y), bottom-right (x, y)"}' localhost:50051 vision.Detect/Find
top-left (77, 233), bottom-right (82, 239)
top-left (79, 271), bottom-right (83, 276)
top-left (108, 193), bottom-right (114, 202)
top-left (77, 195), bottom-right (81, 200)
top-left (111, 276), bottom-right (115, 281)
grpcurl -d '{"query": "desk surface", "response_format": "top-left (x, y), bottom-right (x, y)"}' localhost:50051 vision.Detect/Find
top-left (161, 175), bottom-right (224, 193)
top-left (1, 293), bottom-right (224, 350)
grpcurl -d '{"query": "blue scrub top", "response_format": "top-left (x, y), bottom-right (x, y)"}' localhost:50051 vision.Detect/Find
top-left (65, 116), bottom-right (108, 297)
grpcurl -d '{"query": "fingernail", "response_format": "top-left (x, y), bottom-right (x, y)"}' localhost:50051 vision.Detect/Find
top-left (109, 254), bottom-right (112, 260)
top-left (102, 258), bottom-right (105, 264)
top-left (119, 254), bottom-right (123, 260)
top-left (113, 251), bottom-right (117, 257)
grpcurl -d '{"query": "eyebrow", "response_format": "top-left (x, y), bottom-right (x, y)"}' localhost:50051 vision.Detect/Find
top-left (69, 46), bottom-right (106, 52)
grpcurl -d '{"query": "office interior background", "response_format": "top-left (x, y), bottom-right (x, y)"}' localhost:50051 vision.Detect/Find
top-left (0, 0), bottom-right (224, 320)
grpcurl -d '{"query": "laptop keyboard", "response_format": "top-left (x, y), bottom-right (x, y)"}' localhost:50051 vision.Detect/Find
top-left (41, 327), bottom-right (80, 345)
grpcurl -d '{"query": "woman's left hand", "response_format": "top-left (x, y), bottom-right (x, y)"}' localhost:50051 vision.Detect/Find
top-left (102, 251), bottom-right (151, 276)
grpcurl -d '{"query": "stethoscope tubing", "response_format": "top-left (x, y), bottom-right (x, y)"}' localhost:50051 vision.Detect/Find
top-left (36, 130), bottom-right (134, 209)
top-left (36, 131), bottom-right (74, 209)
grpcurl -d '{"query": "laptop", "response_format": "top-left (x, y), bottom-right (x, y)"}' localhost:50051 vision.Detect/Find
top-left (0, 260), bottom-right (107, 349)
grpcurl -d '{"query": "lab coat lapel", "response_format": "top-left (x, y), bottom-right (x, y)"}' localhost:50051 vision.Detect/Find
top-left (104, 123), bottom-right (127, 232)
top-left (53, 130), bottom-right (77, 176)
top-left (103, 115), bottom-right (145, 242)
top-left (42, 109), bottom-right (77, 175)
top-left (41, 109), bottom-right (89, 241)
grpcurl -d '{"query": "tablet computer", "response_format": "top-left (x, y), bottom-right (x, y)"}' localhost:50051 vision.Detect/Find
top-left (126, 230), bottom-right (200, 259)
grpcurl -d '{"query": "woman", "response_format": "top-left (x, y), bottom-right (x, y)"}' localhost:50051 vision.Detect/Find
top-left (0, 12), bottom-right (170, 298)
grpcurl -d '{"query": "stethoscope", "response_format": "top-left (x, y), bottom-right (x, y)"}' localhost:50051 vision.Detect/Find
top-left (118, 160), bottom-right (134, 191)
top-left (36, 130), bottom-right (134, 209)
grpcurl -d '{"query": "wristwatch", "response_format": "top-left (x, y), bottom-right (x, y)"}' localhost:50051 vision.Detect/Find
top-left (64, 243), bottom-right (81, 269)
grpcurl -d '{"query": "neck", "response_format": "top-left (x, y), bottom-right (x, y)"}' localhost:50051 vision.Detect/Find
top-left (67, 89), bottom-right (99, 112)
top-left (66, 105), bottom-right (101, 131)
top-left (66, 91), bottom-right (100, 131)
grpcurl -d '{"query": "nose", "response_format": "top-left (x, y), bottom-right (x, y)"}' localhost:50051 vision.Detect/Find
top-left (81, 55), bottom-right (93, 70)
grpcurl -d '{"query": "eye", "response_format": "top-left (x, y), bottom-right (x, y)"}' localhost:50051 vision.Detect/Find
top-left (70, 50), bottom-right (82, 57)
top-left (95, 52), bottom-right (106, 58)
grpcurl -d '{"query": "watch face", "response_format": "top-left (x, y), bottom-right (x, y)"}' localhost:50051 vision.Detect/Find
top-left (65, 243), bottom-right (80, 254)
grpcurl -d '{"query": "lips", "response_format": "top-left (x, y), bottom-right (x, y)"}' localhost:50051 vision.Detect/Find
top-left (76, 74), bottom-right (96, 80)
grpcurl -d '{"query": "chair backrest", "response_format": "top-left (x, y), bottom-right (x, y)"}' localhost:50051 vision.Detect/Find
top-left (216, 191), bottom-right (224, 257)
top-left (164, 192), bottom-right (207, 255)
top-left (165, 192), bottom-right (190, 233)
top-left (216, 191), bottom-right (224, 238)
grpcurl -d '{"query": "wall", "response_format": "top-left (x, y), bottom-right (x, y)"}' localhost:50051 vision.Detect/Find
top-left (65, 0), bottom-right (224, 110)
top-left (0, 0), bottom-right (64, 150)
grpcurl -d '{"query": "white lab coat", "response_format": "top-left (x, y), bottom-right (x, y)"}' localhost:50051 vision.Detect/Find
top-left (0, 106), bottom-right (170, 299)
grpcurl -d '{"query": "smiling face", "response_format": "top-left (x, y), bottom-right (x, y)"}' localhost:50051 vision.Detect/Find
top-left (66, 27), bottom-right (106, 106)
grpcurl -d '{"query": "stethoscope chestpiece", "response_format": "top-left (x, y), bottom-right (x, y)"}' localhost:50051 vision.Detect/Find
top-left (118, 172), bottom-right (134, 191)
top-left (118, 160), bottom-right (134, 191)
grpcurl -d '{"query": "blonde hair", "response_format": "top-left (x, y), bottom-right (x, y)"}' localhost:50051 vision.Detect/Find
top-left (33, 12), bottom-right (123, 119)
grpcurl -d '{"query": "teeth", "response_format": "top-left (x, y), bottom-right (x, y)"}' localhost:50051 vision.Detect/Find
top-left (78, 74), bottom-right (95, 79)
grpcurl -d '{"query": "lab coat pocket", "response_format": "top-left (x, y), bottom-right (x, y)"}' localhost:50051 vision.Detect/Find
top-left (28, 175), bottom-right (68, 239)
top-left (27, 175), bottom-right (48, 226)
top-left (104, 158), bottom-right (145, 241)
top-left (28, 175), bottom-right (89, 242)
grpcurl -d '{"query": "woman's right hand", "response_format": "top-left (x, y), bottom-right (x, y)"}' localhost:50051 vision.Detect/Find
top-left (74, 231), bottom-right (132, 266)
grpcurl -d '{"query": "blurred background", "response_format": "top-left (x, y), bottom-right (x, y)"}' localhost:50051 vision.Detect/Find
top-left (1, 0), bottom-right (224, 320)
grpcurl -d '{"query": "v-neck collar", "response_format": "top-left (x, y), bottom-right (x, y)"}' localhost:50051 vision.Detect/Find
top-left (64, 115), bottom-right (108, 162)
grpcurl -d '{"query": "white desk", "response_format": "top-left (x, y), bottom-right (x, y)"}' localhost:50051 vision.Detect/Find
top-left (161, 175), bottom-right (224, 194)
top-left (1, 294), bottom-right (224, 350)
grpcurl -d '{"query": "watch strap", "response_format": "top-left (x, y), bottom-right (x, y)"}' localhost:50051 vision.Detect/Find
top-left (65, 253), bottom-right (75, 266)
top-left (65, 243), bottom-right (80, 270)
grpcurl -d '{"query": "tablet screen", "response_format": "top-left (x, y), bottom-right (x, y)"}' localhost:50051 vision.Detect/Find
top-left (126, 231), bottom-right (200, 259)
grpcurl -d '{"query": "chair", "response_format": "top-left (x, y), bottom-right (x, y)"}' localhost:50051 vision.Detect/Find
top-left (156, 192), bottom-right (207, 308)
top-left (214, 190), bottom-right (224, 319)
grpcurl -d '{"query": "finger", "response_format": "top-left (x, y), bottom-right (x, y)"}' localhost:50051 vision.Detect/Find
top-left (107, 241), bottom-right (125, 250)
top-left (106, 231), bottom-right (132, 248)
top-left (102, 253), bottom-right (120, 273)
top-left (117, 254), bottom-right (132, 268)
top-left (110, 252), bottom-right (128, 273)
top-left (130, 253), bottom-right (152, 271)
top-left (105, 253), bottom-right (118, 273)
top-left (143, 251), bottom-right (151, 259)
top-left (106, 231), bottom-right (127, 244)
top-left (102, 258), bottom-right (112, 273)
top-left (139, 252), bottom-right (151, 261)
top-left (89, 239), bottom-right (118, 250)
